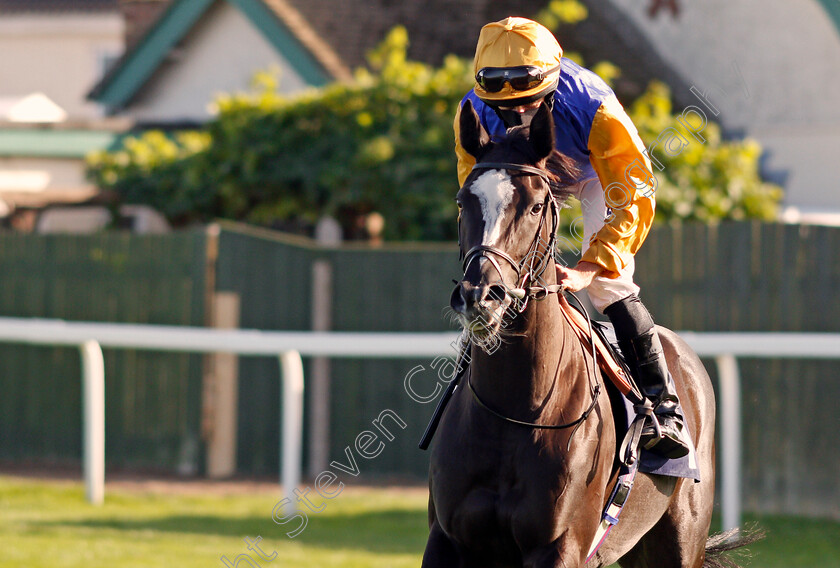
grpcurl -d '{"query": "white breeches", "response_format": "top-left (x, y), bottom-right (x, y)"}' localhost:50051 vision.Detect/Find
top-left (565, 177), bottom-right (640, 313)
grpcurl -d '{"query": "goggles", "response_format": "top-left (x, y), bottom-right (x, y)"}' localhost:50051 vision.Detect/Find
top-left (475, 64), bottom-right (560, 93)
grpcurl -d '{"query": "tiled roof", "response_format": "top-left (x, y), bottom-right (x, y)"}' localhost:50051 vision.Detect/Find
top-left (0, 0), bottom-right (118, 13)
top-left (284, 0), bottom-right (685, 104)
top-left (283, 0), bottom-right (546, 70)
top-left (262, 0), bottom-right (351, 83)
top-left (85, 0), bottom-right (676, 114)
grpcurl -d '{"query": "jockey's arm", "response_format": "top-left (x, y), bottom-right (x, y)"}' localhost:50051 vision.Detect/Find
top-left (579, 96), bottom-right (656, 279)
top-left (454, 104), bottom-right (477, 188)
top-left (556, 261), bottom-right (603, 292)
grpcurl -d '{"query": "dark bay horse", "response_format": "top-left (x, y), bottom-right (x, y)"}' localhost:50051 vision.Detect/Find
top-left (422, 101), bottom-right (753, 567)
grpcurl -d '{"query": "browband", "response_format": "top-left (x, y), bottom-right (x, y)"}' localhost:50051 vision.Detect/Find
top-left (471, 162), bottom-right (552, 185)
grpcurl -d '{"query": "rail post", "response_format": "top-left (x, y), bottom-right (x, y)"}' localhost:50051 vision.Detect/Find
top-left (716, 354), bottom-right (742, 530)
top-left (80, 340), bottom-right (105, 505)
top-left (279, 350), bottom-right (304, 508)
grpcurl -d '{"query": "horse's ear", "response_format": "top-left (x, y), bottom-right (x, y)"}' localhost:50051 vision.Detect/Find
top-left (459, 100), bottom-right (490, 158)
top-left (529, 102), bottom-right (555, 161)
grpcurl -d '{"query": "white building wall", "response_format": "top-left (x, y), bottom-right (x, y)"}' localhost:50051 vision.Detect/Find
top-left (127, 1), bottom-right (310, 124)
top-left (0, 156), bottom-right (97, 207)
top-left (606, 0), bottom-right (840, 214)
top-left (0, 14), bottom-right (124, 120)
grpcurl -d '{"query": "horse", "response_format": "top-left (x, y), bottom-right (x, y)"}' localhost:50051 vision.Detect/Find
top-left (422, 100), bottom-right (757, 568)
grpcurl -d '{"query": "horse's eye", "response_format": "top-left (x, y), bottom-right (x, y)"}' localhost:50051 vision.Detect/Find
top-left (530, 202), bottom-right (544, 215)
top-left (456, 200), bottom-right (463, 209)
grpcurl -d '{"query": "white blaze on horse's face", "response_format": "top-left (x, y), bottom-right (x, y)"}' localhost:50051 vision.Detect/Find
top-left (469, 169), bottom-right (515, 247)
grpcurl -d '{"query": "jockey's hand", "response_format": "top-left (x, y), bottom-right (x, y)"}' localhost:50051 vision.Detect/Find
top-left (556, 261), bottom-right (603, 292)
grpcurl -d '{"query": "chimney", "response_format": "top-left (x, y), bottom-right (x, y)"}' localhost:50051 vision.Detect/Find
top-left (119, 0), bottom-right (172, 51)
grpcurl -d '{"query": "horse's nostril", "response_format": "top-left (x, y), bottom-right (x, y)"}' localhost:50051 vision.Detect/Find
top-left (450, 284), bottom-right (464, 311)
top-left (451, 281), bottom-right (509, 315)
top-left (451, 281), bottom-right (483, 313)
top-left (486, 284), bottom-right (507, 303)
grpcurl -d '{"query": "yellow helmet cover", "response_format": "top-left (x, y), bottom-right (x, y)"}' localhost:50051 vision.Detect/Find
top-left (473, 17), bottom-right (563, 105)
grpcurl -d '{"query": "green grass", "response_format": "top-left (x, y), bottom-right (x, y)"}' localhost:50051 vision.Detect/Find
top-left (1, 475), bottom-right (838, 567)
top-left (739, 515), bottom-right (840, 568)
top-left (0, 475), bottom-right (427, 568)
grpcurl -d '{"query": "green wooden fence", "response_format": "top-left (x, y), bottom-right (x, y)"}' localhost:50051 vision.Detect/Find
top-left (0, 231), bottom-right (208, 471)
top-left (0, 221), bottom-right (838, 517)
top-left (636, 222), bottom-right (840, 517)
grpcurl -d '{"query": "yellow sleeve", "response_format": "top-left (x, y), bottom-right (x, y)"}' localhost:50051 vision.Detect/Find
top-left (453, 104), bottom-right (476, 187)
top-left (581, 96), bottom-right (656, 278)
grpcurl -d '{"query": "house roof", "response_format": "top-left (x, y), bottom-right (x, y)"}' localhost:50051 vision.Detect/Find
top-left (0, 0), bottom-right (118, 12)
top-left (816, 0), bottom-right (840, 39)
top-left (284, 0), bottom-right (685, 104)
top-left (89, 0), bottom-right (351, 112)
top-left (86, 0), bottom-right (737, 117)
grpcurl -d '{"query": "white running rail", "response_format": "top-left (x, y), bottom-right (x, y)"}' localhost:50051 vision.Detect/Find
top-left (1, 316), bottom-right (838, 531)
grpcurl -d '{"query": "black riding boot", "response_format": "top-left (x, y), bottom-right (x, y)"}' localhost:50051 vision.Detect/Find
top-left (604, 294), bottom-right (690, 459)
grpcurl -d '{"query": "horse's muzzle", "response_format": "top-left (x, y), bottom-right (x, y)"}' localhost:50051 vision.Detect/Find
top-left (450, 280), bottom-right (509, 322)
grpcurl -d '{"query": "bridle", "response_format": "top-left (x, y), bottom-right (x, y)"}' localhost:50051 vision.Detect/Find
top-left (457, 160), bottom-right (601, 440)
top-left (460, 162), bottom-right (564, 313)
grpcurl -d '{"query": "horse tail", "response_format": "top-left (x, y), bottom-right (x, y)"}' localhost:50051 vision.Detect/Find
top-left (703, 525), bottom-right (765, 568)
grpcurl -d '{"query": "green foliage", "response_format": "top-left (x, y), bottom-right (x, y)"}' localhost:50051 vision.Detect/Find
top-left (591, 61), bottom-right (621, 87)
top-left (87, 27), bottom-right (781, 240)
top-left (87, 130), bottom-right (212, 224)
top-left (89, 27), bottom-right (472, 240)
top-left (535, 0), bottom-right (589, 29)
top-left (628, 81), bottom-right (782, 224)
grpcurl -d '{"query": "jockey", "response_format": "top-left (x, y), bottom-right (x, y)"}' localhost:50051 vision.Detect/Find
top-left (454, 16), bottom-right (690, 459)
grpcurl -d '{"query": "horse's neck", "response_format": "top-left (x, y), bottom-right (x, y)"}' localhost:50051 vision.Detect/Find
top-left (471, 292), bottom-right (585, 415)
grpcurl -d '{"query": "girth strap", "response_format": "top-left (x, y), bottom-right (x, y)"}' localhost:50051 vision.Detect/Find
top-left (585, 397), bottom-right (651, 562)
top-left (586, 458), bottom-right (640, 563)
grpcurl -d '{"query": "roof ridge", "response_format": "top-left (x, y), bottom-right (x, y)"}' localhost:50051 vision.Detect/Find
top-left (260, 0), bottom-right (352, 82)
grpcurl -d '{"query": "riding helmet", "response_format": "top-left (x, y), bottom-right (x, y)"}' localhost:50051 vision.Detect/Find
top-left (472, 17), bottom-right (563, 108)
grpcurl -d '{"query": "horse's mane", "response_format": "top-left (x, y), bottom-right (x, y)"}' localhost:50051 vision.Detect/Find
top-left (491, 125), bottom-right (580, 202)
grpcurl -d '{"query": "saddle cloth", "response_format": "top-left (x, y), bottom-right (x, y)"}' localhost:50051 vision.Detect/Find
top-left (558, 295), bottom-right (700, 481)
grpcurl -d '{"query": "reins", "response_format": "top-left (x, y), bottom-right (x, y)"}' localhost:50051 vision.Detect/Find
top-left (467, 374), bottom-right (598, 430)
top-left (459, 161), bottom-right (602, 443)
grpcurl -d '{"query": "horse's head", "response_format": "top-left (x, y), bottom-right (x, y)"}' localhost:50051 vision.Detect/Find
top-left (451, 100), bottom-right (575, 342)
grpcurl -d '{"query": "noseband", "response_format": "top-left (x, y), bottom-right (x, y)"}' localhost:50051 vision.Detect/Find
top-left (460, 162), bottom-right (564, 311)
